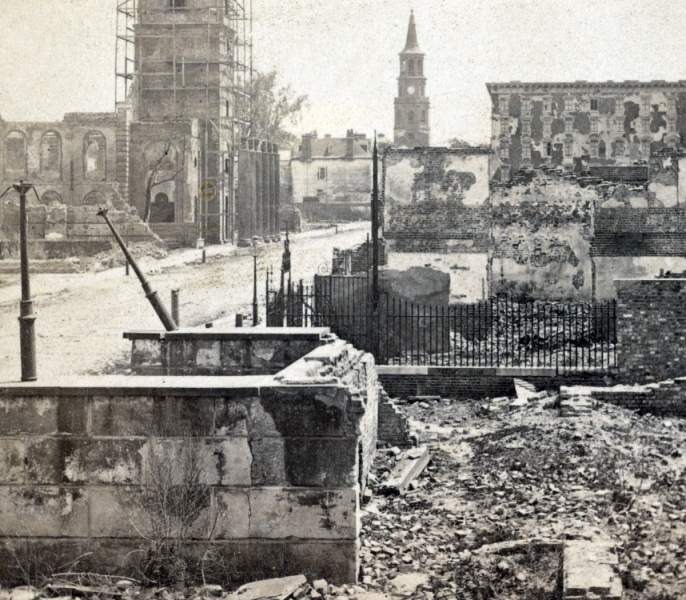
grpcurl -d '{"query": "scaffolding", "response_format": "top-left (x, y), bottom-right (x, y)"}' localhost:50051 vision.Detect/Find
top-left (115, 0), bottom-right (136, 105)
top-left (114, 0), bottom-right (254, 244)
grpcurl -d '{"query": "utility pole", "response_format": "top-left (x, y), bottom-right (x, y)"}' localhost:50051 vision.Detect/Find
top-left (370, 135), bottom-right (380, 359)
top-left (252, 235), bottom-right (259, 325)
top-left (16, 181), bottom-right (37, 381)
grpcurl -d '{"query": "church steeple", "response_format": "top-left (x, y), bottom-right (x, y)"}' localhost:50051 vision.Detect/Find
top-left (403, 10), bottom-right (420, 52)
top-left (394, 11), bottom-right (430, 147)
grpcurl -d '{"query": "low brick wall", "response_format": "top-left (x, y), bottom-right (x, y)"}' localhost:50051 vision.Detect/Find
top-left (563, 377), bottom-right (686, 417)
top-left (378, 366), bottom-right (607, 400)
top-left (0, 337), bottom-right (379, 585)
top-left (125, 327), bottom-right (330, 376)
top-left (615, 278), bottom-right (686, 383)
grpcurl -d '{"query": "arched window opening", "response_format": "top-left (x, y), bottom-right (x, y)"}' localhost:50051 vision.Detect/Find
top-left (84, 131), bottom-right (107, 180)
top-left (150, 192), bottom-right (175, 223)
top-left (83, 190), bottom-right (106, 206)
top-left (40, 131), bottom-right (62, 176)
top-left (5, 131), bottom-right (26, 174)
top-left (41, 191), bottom-right (63, 206)
top-left (408, 59), bottom-right (415, 75)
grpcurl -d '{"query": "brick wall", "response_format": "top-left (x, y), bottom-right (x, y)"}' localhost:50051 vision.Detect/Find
top-left (0, 335), bottom-right (380, 585)
top-left (379, 366), bottom-right (606, 400)
top-left (377, 390), bottom-right (412, 447)
top-left (592, 208), bottom-right (686, 256)
top-left (615, 278), bottom-right (686, 383)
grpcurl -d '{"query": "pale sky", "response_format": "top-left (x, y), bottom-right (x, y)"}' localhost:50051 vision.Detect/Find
top-left (1, 1), bottom-right (686, 145)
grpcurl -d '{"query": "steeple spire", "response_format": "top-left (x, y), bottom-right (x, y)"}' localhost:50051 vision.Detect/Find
top-left (403, 10), bottom-right (420, 52)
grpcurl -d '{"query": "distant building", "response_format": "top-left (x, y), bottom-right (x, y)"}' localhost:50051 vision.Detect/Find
top-left (486, 80), bottom-right (686, 180)
top-left (393, 11), bottom-right (430, 147)
top-left (290, 131), bottom-right (372, 221)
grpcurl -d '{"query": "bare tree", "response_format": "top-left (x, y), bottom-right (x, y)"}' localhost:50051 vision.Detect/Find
top-left (143, 139), bottom-right (184, 223)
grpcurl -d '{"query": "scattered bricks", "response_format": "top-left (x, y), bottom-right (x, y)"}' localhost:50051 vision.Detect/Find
top-left (563, 539), bottom-right (622, 600)
top-left (559, 387), bottom-right (595, 417)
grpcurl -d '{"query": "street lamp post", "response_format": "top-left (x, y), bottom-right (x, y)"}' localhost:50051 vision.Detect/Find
top-left (15, 181), bottom-right (37, 381)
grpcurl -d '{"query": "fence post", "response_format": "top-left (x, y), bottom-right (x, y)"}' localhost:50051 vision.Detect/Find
top-left (171, 289), bottom-right (180, 327)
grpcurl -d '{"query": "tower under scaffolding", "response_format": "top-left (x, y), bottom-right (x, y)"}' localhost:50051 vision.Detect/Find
top-left (115, 0), bottom-right (255, 245)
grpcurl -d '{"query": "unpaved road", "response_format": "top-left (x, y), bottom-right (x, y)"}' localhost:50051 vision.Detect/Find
top-left (0, 225), bottom-right (368, 383)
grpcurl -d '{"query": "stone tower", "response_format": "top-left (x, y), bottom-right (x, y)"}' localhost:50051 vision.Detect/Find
top-left (394, 11), bottom-right (430, 147)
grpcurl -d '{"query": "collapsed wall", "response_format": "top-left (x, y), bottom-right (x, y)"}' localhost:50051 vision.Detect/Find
top-left (0, 329), bottom-right (379, 585)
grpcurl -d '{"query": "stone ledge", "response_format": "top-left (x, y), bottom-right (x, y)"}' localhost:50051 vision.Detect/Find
top-left (124, 326), bottom-right (331, 341)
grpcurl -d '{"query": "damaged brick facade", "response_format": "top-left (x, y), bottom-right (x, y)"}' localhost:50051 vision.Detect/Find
top-left (487, 81), bottom-right (686, 184)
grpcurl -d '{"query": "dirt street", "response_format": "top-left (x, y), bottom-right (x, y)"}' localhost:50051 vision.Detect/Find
top-left (0, 225), bottom-right (367, 383)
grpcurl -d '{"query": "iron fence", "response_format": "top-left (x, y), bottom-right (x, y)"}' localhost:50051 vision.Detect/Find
top-left (265, 274), bottom-right (617, 372)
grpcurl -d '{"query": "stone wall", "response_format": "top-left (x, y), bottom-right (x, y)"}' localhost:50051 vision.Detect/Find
top-left (615, 278), bottom-right (686, 383)
top-left (0, 335), bottom-right (380, 585)
top-left (125, 328), bottom-right (329, 376)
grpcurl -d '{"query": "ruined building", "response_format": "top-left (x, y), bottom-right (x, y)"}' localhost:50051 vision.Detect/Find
top-left (0, 0), bottom-right (280, 257)
top-left (393, 11), bottom-right (430, 147)
top-left (487, 80), bottom-right (686, 194)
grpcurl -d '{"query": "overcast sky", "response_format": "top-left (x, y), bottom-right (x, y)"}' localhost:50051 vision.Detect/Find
top-left (1, 1), bottom-right (686, 144)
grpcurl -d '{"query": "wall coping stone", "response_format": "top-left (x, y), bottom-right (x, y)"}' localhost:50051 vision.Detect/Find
top-left (0, 375), bottom-right (272, 396)
top-left (376, 366), bottom-right (599, 377)
top-left (123, 326), bottom-right (331, 341)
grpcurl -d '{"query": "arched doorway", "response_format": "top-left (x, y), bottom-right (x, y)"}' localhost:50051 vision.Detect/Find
top-left (150, 192), bottom-right (175, 223)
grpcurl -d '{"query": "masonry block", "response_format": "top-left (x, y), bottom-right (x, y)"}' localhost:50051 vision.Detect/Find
top-left (91, 395), bottom-right (215, 437)
top-left (248, 488), bottom-right (358, 540)
top-left (250, 387), bottom-right (353, 438)
top-left (0, 396), bottom-right (87, 435)
top-left (283, 540), bottom-right (359, 584)
top-left (140, 438), bottom-right (252, 486)
top-left (131, 339), bottom-right (164, 373)
top-left (56, 438), bottom-right (143, 484)
top-left (88, 486), bottom-right (214, 539)
top-left (0, 440), bottom-right (26, 484)
top-left (213, 397), bottom-right (250, 436)
top-left (0, 487), bottom-right (89, 537)
top-left (212, 489), bottom-right (251, 539)
top-left (250, 437), bottom-right (357, 487)
top-left (220, 340), bottom-right (250, 372)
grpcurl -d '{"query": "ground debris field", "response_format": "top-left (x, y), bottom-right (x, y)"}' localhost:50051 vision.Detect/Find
top-left (356, 394), bottom-right (686, 600)
top-left (3, 394), bottom-right (686, 600)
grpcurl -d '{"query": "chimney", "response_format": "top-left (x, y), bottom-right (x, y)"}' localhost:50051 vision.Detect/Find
top-left (301, 132), bottom-right (314, 161)
top-left (345, 129), bottom-right (355, 160)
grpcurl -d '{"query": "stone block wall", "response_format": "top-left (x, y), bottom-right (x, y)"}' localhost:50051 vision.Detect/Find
top-left (126, 328), bottom-right (329, 376)
top-left (0, 333), bottom-right (379, 585)
top-left (615, 278), bottom-right (686, 383)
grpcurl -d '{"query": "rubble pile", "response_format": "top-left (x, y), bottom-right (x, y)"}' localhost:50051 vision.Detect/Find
top-left (356, 394), bottom-right (686, 599)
